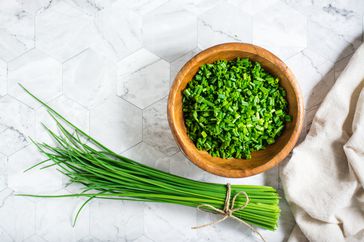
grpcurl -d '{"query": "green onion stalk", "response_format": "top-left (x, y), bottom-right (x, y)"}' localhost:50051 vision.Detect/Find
top-left (17, 84), bottom-right (280, 232)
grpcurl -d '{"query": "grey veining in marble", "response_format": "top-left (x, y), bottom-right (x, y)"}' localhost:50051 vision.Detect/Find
top-left (0, 0), bottom-right (362, 241)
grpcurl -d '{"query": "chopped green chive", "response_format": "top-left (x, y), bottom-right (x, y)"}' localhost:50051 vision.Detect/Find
top-left (182, 58), bottom-right (291, 159)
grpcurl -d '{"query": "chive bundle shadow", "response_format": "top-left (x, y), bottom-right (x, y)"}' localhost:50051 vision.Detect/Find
top-left (18, 85), bottom-right (280, 231)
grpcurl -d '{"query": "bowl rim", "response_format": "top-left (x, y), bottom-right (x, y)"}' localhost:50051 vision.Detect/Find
top-left (167, 42), bottom-right (304, 178)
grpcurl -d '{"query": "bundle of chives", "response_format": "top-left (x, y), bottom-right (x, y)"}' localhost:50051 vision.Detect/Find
top-left (18, 85), bottom-right (280, 232)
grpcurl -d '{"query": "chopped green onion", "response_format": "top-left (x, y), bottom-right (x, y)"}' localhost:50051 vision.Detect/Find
top-left (182, 58), bottom-right (291, 159)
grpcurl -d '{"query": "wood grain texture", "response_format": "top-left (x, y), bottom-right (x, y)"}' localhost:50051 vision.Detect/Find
top-left (167, 43), bottom-right (304, 178)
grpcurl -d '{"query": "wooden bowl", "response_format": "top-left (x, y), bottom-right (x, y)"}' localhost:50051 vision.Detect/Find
top-left (167, 43), bottom-right (304, 178)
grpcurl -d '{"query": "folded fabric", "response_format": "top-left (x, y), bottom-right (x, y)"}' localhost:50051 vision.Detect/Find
top-left (281, 43), bottom-right (364, 242)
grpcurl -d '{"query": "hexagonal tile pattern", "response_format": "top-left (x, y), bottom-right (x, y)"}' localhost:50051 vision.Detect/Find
top-left (8, 49), bottom-right (62, 109)
top-left (63, 49), bottom-right (116, 109)
top-left (307, 20), bottom-right (362, 62)
top-left (133, 235), bottom-right (154, 242)
top-left (170, 48), bottom-right (200, 85)
top-left (120, 0), bottom-right (168, 15)
top-left (23, 234), bottom-right (47, 242)
top-left (94, 2), bottom-right (143, 61)
top-left (198, 3), bottom-right (252, 50)
top-left (142, 1), bottom-right (197, 62)
top-left (78, 235), bottom-right (102, 242)
top-left (0, 196), bottom-right (36, 241)
top-left (90, 199), bottom-right (144, 241)
top-left (123, 142), bottom-right (170, 173)
top-left (0, 1), bottom-right (35, 61)
top-left (282, 0), bottom-right (364, 16)
top-left (182, 0), bottom-right (221, 15)
top-left (67, 0), bottom-right (116, 14)
top-left (0, 187), bottom-right (12, 207)
top-left (35, 196), bottom-right (90, 241)
top-left (7, 145), bottom-right (63, 193)
top-left (285, 1), bottom-right (363, 61)
top-left (35, 2), bottom-right (96, 62)
top-left (117, 49), bottom-right (170, 109)
top-left (35, 95), bottom-right (90, 144)
top-left (286, 49), bottom-right (335, 109)
top-left (143, 97), bottom-right (179, 156)
top-left (0, 227), bottom-right (12, 242)
top-left (0, 153), bottom-right (6, 191)
top-left (117, 48), bottom-right (159, 76)
top-left (90, 97), bottom-right (142, 153)
top-left (122, 142), bottom-right (167, 169)
top-left (169, 152), bottom-right (204, 181)
top-left (0, 60), bottom-right (6, 96)
top-left (227, 0), bottom-right (278, 15)
top-left (0, 95), bottom-right (35, 156)
top-left (0, 126), bottom-right (30, 157)
top-left (0, 1), bottom-right (361, 241)
top-left (253, 1), bottom-right (307, 60)
top-left (15, 0), bottom-right (58, 13)
top-left (309, 2), bottom-right (362, 38)
top-left (144, 202), bottom-right (197, 242)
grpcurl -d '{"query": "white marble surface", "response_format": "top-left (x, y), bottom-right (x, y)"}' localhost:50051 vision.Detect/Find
top-left (0, 0), bottom-right (362, 241)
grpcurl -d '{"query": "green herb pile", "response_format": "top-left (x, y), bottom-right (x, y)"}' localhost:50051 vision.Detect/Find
top-left (183, 58), bottom-right (291, 159)
top-left (18, 85), bottom-right (280, 231)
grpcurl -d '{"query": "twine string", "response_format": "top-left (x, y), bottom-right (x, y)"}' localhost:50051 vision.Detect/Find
top-left (192, 183), bottom-right (266, 242)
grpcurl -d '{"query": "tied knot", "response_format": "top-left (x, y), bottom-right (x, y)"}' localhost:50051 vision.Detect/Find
top-left (192, 183), bottom-right (266, 242)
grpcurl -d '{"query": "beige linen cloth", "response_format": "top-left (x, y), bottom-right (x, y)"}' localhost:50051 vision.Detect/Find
top-left (281, 43), bottom-right (364, 242)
